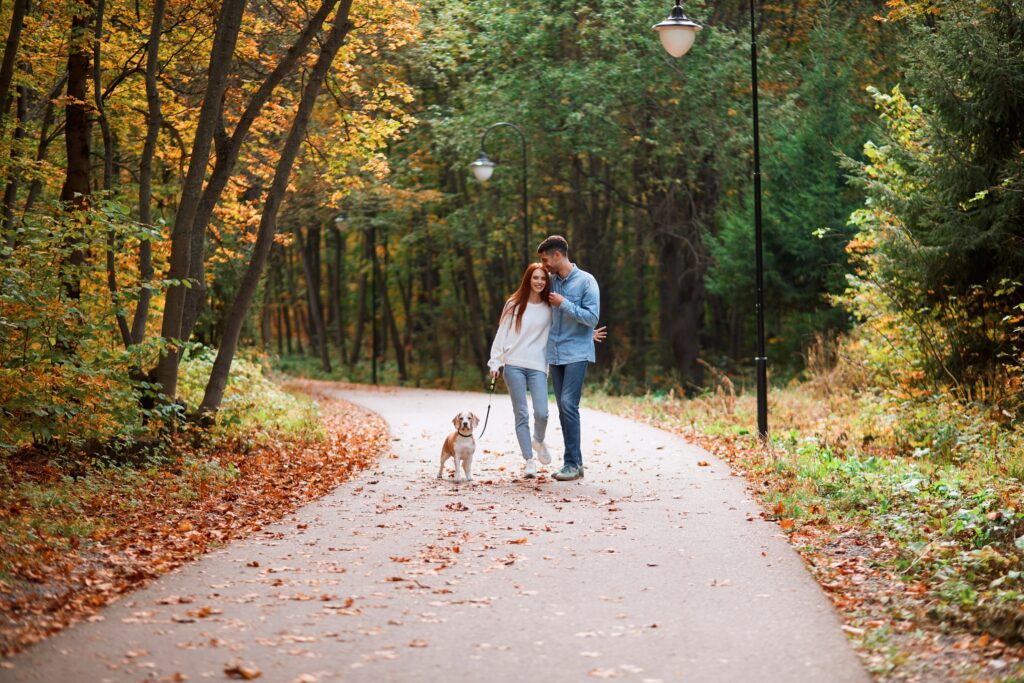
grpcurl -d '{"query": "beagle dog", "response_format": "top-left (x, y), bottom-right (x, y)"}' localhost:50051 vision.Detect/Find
top-left (438, 411), bottom-right (479, 483)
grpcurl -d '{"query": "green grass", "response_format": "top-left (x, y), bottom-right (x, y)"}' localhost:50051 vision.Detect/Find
top-left (178, 347), bottom-right (322, 438)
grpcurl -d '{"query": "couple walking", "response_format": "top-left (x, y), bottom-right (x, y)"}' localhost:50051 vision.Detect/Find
top-left (487, 235), bottom-right (602, 481)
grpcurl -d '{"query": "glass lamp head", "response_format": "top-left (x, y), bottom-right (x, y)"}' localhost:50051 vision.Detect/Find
top-left (653, 0), bottom-right (702, 58)
top-left (470, 152), bottom-right (496, 182)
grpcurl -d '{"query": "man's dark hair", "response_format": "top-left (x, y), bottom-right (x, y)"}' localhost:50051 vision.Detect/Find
top-left (537, 235), bottom-right (569, 256)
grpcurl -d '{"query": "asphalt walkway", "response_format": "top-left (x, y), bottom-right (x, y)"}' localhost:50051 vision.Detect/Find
top-left (0, 385), bottom-right (869, 682)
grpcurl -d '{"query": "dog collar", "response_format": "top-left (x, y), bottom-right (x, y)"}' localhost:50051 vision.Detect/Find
top-left (457, 430), bottom-right (473, 437)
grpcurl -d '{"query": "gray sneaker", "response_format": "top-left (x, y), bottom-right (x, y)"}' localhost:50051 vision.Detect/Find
top-left (532, 438), bottom-right (551, 465)
top-left (524, 459), bottom-right (538, 479)
top-left (551, 464), bottom-right (584, 481)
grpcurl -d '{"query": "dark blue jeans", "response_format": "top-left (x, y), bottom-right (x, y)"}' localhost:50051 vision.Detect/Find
top-left (550, 361), bottom-right (588, 468)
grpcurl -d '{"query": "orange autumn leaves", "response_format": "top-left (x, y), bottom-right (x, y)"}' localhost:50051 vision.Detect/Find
top-left (0, 389), bottom-right (388, 657)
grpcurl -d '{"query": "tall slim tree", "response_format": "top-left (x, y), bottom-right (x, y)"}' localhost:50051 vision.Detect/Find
top-left (59, 0), bottom-right (94, 302)
top-left (0, 0), bottom-right (29, 117)
top-left (201, 1), bottom-right (354, 414)
top-left (132, 0), bottom-right (167, 344)
top-left (179, 0), bottom-right (340, 345)
top-left (155, 0), bottom-right (247, 398)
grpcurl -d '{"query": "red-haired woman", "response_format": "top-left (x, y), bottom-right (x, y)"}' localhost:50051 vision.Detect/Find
top-left (488, 263), bottom-right (604, 479)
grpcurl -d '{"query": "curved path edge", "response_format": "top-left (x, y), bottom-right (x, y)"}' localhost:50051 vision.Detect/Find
top-left (1, 384), bottom-right (869, 683)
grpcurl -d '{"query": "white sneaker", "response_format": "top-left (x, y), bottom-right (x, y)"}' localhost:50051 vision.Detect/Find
top-left (532, 438), bottom-right (551, 465)
top-left (524, 459), bottom-right (538, 479)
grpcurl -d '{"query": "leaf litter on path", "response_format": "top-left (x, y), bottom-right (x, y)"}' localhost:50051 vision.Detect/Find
top-left (0, 384), bottom-right (387, 657)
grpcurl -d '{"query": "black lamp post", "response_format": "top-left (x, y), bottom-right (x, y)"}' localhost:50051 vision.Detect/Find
top-left (470, 121), bottom-right (530, 266)
top-left (653, 0), bottom-right (769, 439)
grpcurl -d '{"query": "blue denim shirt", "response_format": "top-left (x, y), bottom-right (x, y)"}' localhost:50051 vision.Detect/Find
top-left (547, 264), bottom-right (600, 365)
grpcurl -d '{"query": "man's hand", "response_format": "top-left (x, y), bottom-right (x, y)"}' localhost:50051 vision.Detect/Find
top-left (489, 369), bottom-right (500, 380)
top-left (593, 326), bottom-right (607, 343)
top-left (548, 292), bottom-right (565, 307)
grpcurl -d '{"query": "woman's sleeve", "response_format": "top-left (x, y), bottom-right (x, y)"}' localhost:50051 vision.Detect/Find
top-left (488, 305), bottom-right (513, 371)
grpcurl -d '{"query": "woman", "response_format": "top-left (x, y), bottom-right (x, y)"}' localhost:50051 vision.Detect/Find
top-left (488, 263), bottom-right (604, 479)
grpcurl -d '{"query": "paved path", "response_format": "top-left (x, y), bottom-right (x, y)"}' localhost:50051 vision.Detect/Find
top-left (1, 386), bottom-right (869, 683)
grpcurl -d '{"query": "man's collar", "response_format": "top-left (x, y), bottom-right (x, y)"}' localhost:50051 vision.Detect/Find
top-left (555, 263), bottom-right (576, 281)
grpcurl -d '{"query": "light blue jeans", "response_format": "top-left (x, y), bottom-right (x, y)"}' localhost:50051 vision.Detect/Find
top-left (503, 365), bottom-right (549, 460)
top-left (550, 361), bottom-right (588, 468)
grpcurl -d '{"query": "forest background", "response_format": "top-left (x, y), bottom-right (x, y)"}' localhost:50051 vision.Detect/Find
top-left (1, 0), bottom-right (1023, 678)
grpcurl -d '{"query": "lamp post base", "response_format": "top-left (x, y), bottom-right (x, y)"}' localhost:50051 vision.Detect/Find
top-left (756, 355), bottom-right (768, 440)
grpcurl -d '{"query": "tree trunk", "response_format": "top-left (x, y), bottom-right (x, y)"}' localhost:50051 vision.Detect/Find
top-left (651, 155), bottom-right (718, 390)
top-left (22, 73), bottom-right (65, 217)
top-left (330, 225), bottom-right (346, 361)
top-left (0, 0), bottom-right (28, 117)
top-left (293, 304), bottom-right (306, 355)
top-left (281, 295), bottom-right (293, 355)
top-left (377, 242), bottom-right (406, 381)
top-left (348, 229), bottom-right (370, 367)
top-left (179, 0), bottom-right (339, 346)
top-left (275, 303), bottom-right (284, 356)
top-left (59, 0), bottom-right (94, 302)
top-left (422, 238), bottom-right (445, 377)
top-left (481, 246), bottom-right (503, 323)
top-left (200, 3), bottom-right (353, 414)
top-left (458, 250), bottom-right (488, 374)
top-left (397, 258), bottom-right (413, 352)
top-left (131, 0), bottom-right (166, 345)
top-left (656, 232), bottom-right (705, 390)
top-left (92, 0), bottom-right (112, 193)
top-left (260, 250), bottom-right (275, 352)
top-left (308, 222), bottom-right (324, 333)
top-left (633, 206), bottom-right (648, 381)
top-left (1, 85), bottom-right (26, 247)
top-left (283, 248), bottom-right (307, 355)
top-left (376, 233), bottom-right (387, 369)
top-left (294, 224), bottom-right (331, 373)
top-left (92, 0), bottom-right (132, 348)
top-left (155, 0), bottom-right (247, 399)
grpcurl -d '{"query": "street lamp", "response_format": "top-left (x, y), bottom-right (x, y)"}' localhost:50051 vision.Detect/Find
top-left (470, 122), bottom-right (530, 266)
top-left (652, 0), bottom-right (702, 57)
top-left (653, 0), bottom-right (769, 439)
top-left (469, 153), bottom-right (496, 182)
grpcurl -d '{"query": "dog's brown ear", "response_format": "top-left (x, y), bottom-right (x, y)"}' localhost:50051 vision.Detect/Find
top-left (452, 414), bottom-right (461, 429)
top-left (470, 412), bottom-right (480, 428)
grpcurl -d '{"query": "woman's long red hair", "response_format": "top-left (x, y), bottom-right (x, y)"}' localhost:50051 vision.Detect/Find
top-left (501, 262), bottom-right (550, 332)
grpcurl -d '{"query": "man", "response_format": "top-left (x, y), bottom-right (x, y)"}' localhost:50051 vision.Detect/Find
top-left (538, 235), bottom-right (600, 482)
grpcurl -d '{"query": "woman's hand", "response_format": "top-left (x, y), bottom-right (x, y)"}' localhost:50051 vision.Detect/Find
top-left (593, 326), bottom-right (607, 343)
top-left (489, 369), bottom-right (500, 380)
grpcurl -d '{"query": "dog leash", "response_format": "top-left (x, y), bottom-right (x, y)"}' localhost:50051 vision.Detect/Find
top-left (477, 375), bottom-right (497, 439)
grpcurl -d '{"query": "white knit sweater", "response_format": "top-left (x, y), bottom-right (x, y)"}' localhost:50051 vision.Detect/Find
top-left (488, 301), bottom-right (552, 374)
